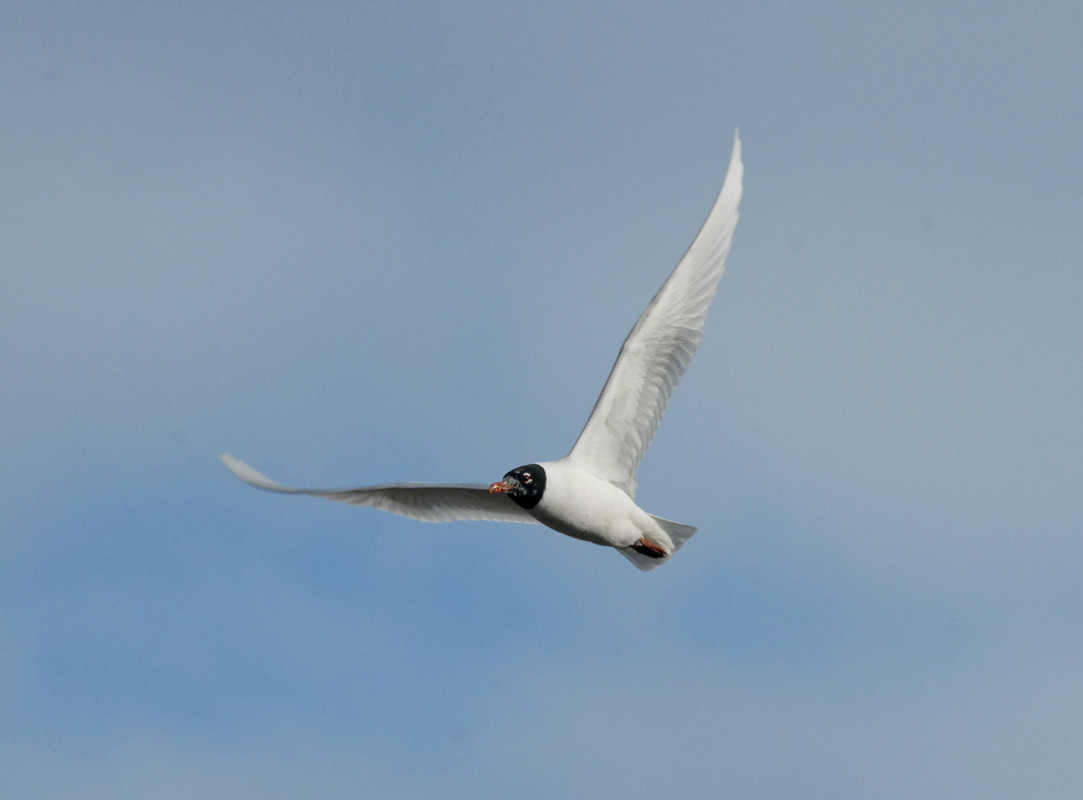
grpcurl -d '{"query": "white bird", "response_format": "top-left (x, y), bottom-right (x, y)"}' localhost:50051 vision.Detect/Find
top-left (222, 132), bottom-right (743, 571)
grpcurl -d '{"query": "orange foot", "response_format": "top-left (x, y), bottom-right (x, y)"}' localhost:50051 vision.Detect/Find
top-left (631, 536), bottom-right (668, 559)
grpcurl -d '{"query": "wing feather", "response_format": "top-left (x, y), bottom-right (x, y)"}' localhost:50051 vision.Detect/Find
top-left (220, 454), bottom-right (538, 524)
top-left (566, 133), bottom-right (744, 496)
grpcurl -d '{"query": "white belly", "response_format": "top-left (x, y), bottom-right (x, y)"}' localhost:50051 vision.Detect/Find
top-left (528, 460), bottom-right (662, 548)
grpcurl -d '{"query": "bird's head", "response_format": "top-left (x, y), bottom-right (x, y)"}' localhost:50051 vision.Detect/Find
top-left (489, 463), bottom-right (546, 509)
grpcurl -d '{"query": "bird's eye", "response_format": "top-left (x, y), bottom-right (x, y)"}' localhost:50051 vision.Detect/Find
top-left (522, 473), bottom-right (532, 483)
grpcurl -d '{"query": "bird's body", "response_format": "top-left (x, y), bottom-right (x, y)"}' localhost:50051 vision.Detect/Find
top-left (523, 461), bottom-right (698, 570)
top-left (522, 458), bottom-right (662, 547)
top-left (528, 461), bottom-right (651, 548)
top-left (223, 133), bottom-right (743, 571)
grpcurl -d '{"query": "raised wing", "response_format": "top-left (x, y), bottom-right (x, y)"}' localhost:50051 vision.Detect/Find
top-left (566, 133), bottom-right (743, 497)
top-left (220, 454), bottom-right (538, 524)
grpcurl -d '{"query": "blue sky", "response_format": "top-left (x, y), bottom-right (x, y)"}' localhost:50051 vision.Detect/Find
top-left (3, 1), bottom-right (1082, 796)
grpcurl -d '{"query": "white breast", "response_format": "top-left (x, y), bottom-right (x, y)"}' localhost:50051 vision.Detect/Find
top-left (528, 459), bottom-right (662, 548)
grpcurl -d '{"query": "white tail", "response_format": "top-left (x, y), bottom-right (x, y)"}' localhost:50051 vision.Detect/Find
top-left (617, 515), bottom-right (698, 572)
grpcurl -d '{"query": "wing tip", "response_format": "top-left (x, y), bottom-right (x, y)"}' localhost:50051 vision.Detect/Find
top-left (219, 453), bottom-right (293, 493)
top-left (725, 128), bottom-right (744, 193)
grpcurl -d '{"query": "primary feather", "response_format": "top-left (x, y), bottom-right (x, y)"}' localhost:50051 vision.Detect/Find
top-left (565, 132), bottom-right (743, 497)
top-left (220, 454), bottom-right (537, 524)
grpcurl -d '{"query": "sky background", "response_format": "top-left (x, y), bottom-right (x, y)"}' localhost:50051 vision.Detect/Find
top-left (3, 1), bottom-right (1082, 796)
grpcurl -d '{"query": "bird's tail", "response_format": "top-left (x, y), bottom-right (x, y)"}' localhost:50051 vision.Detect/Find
top-left (617, 515), bottom-right (698, 572)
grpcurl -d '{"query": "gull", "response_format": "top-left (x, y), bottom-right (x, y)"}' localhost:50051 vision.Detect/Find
top-left (222, 133), bottom-right (743, 571)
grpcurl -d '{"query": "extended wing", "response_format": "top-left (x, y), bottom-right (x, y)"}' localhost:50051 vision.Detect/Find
top-left (220, 454), bottom-right (538, 524)
top-left (566, 133), bottom-right (744, 496)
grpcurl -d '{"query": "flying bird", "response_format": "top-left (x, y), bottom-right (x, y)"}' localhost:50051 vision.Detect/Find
top-left (222, 133), bottom-right (743, 571)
